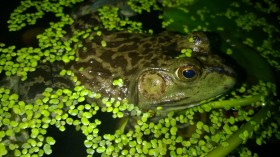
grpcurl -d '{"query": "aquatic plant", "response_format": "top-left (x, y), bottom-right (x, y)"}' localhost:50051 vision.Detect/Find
top-left (0, 0), bottom-right (279, 156)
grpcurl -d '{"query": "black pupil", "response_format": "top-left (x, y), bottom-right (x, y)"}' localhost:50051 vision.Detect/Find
top-left (182, 69), bottom-right (196, 78)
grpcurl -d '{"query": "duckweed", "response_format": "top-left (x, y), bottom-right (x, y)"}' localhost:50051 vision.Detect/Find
top-left (98, 5), bottom-right (144, 32)
top-left (1, 0), bottom-right (280, 156)
top-left (177, 48), bottom-right (192, 58)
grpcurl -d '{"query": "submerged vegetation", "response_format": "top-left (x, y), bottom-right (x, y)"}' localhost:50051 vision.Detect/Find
top-left (0, 0), bottom-right (279, 156)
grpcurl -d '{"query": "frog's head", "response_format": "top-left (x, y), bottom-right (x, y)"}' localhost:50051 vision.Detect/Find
top-left (130, 32), bottom-right (236, 113)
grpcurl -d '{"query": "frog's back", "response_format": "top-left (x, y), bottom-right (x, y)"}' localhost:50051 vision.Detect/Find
top-left (69, 17), bottom-right (186, 99)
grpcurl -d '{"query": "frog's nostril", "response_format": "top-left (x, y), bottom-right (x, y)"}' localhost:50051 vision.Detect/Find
top-left (212, 67), bottom-right (224, 73)
top-left (208, 66), bottom-right (236, 77)
top-left (207, 67), bottom-right (225, 74)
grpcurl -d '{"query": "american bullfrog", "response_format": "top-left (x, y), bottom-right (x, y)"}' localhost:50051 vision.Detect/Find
top-left (1, 13), bottom-right (236, 116)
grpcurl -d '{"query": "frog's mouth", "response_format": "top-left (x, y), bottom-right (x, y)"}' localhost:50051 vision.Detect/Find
top-left (149, 93), bottom-right (223, 113)
top-left (151, 97), bottom-right (200, 113)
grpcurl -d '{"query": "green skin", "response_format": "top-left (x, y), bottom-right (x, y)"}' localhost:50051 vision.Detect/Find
top-left (1, 14), bottom-right (236, 116)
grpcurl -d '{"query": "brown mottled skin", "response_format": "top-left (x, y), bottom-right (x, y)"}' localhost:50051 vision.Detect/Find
top-left (0, 13), bottom-right (236, 114)
top-left (66, 14), bottom-right (236, 113)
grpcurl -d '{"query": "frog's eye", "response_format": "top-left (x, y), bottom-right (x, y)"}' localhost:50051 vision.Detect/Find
top-left (176, 66), bottom-right (199, 80)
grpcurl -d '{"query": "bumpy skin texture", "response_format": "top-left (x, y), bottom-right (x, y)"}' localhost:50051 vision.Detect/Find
top-left (1, 14), bottom-right (236, 114)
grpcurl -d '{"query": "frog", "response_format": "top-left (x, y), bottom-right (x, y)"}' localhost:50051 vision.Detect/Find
top-left (0, 12), bottom-right (236, 117)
